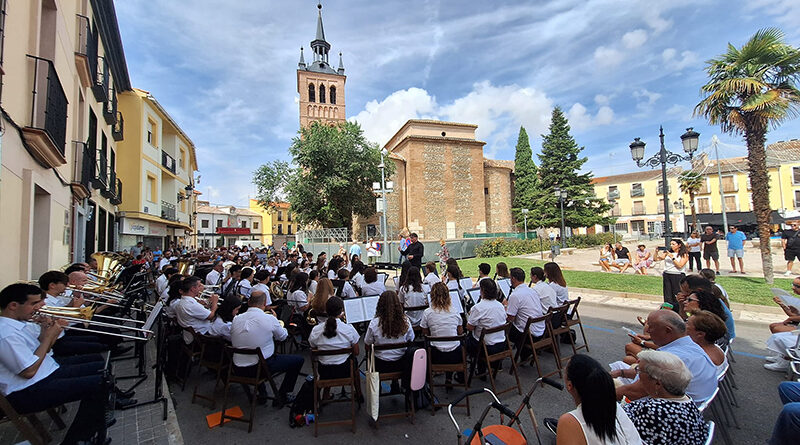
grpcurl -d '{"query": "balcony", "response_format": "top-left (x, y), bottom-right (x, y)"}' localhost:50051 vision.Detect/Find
top-left (632, 207), bottom-right (647, 216)
top-left (161, 150), bottom-right (176, 174)
top-left (91, 56), bottom-right (108, 103)
top-left (609, 209), bottom-right (622, 217)
top-left (630, 188), bottom-right (644, 197)
top-left (112, 111), bottom-right (124, 141)
top-left (102, 86), bottom-right (117, 125)
top-left (110, 178), bottom-right (122, 206)
top-left (91, 150), bottom-right (108, 190)
top-left (161, 201), bottom-right (177, 221)
top-left (607, 190), bottom-right (620, 200)
top-left (101, 169), bottom-right (116, 199)
top-left (74, 15), bottom-right (97, 88)
top-left (20, 56), bottom-right (68, 168)
top-left (70, 141), bottom-right (92, 199)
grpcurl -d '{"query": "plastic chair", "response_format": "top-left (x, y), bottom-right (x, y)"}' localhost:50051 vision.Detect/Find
top-left (468, 323), bottom-right (521, 397)
top-left (515, 313), bottom-right (562, 383)
top-left (704, 420), bottom-right (715, 445)
top-left (697, 388), bottom-right (733, 445)
top-left (220, 347), bottom-right (283, 433)
top-left (425, 334), bottom-right (470, 416)
top-left (310, 347), bottom-right (359, 436)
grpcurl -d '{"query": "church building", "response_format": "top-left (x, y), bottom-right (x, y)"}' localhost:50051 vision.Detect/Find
top-left (296, 5), bottom-right (515, 241)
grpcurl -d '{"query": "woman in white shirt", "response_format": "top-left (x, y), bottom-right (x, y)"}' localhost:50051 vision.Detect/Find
top-left (287, 272), bottom-right (310, 312)
top-left (364, 290), bottom-right (415, 393)
top-left (423, 262), bottom-right (441, 287)
top-left (308, 270), bottom-right (320, 296)
top-left (544, 262), bottom-right (570, 305)
top-left (309, 278), bottom-right (335, 323)
top-left (399, 266), bottom-right (428, 327)
top-left (421, 282), bottom-right (464, 385)
top-left (309, 296), bottom-right (361, 399)
top-left (360, 267), bottom-right (386, 296)
top-left (656, 239), bottom-right (689, 312)
top-left (327, 257), bottom-right (343, 280)
top-left (348, 260), bottom-right (366, 294)
top-left (235, 267), bottom-right (254, 298)
top-left (444, 264), bottom-right (466, 302)
top-left (686, 231), bottom-right (702, 272)
top-left (466, 279), bottom-right (508, 377)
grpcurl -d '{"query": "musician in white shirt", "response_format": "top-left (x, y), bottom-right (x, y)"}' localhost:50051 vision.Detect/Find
top-left (174, 277), bottom-right (231, 344)
top-left (530, 266), bottom-right (558, 310)
top-left (287, 272), bottom-right (310, 311)
top-left (231, 291), bottom-right (303, 406)
top-left (155, 265), bottom-right (171, 295)
top-left (365, 291), bottom-right (414, 393)
top-left (335, 268), bottom-right (358, 299)
top-left (309, 296), bottom-right (360, 384)
top-left (251, 270), bottom-right (273, 306)
top-left (398, 266), bottom-right (428, 326)
top-left (423, 262), bottom-right (441, 288)
top-left (360, 267), bottom-right (386, 296)
top-left (477, 263), bottom-right (492, 285)
top-left (421, 282), bottom-right (464, 385)
top-left (236, 268), bottom-right (254, 298)
top-left (467, 279), bottom-right (508, 376)
top-left (506, 268), bottom-right (545, 361)
top-left (205, 261), bottom-right (224, 287)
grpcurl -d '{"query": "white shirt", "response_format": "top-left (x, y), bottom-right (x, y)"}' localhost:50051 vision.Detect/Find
top-left (506, 284), bottom-right (545, 336)
top-left (364, 316), bottom-right (414, 361)
top-left (231, 309), bottom-right (287, 366)
top-left (175, 296), bottom-right (232, 344)
top-left (361, 281), bottom-right (386, 297)
top-left (0, 318), bottom-right (60, 396)
top-left (567, 403), bottom-right (642, 445)
top-left (664, 253), bottom-right (688, 274)
top-left (533, 281), bottom-right (558, 310)
top-left (308, 280), bottom-right (318, 296)
top-left (352, 273), bottom-right (366, 290)
top-left (288, 289), bottom-right (308, 310)
top-left (399, 285), bottom-right (428, 326)
top-left (251, 283), bottom-right (272, 306)
top-left (164, 298), bottom-right (180, 319)
top-left (158, 257), bottom-right (170, 270)
top-left (421, 308), bottom-right (462, 352)
top-left (309, 319), bottom-right (360, 365)
top-left (339, 281), bottom-right (357, 299)
top-left (467, 299), bottom-right (507, 345)
top-left (423, 272), bottom-right (441, 288)
top-left (687, 237), bottom-right (702, 253)
top-left (549, 282), bottom-right (570, 305)
top-left (44, 293), bottom-right (72, 307)
top-left (327, 270), bottom-right (338, 280)
top-left (206, 269), bottom-right (222, 286)
top-left (236, 279), bottom-right (252, 298)
top-left (155, 274), bottom-right (169, 295)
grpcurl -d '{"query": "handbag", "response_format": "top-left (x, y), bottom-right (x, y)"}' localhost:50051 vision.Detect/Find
top-left (365, 346), bottom-right (381, 421)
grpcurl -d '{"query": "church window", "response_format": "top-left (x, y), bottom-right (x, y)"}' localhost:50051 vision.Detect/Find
top-left (330, 86), bottom-right (336, 104)
top-left (319, 84), bottom-right (326, 103)
top-left (333, 107), bottom-right (337, 118)
top-left (308, 84), bottom-right (315, 102)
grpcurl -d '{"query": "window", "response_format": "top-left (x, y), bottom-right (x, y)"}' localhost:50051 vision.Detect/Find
top-left (795, 191), bottom-right (800, 208)
top-left (658, 198), bottom-right (665, 213)
top-left (147, 118), bottom-right (158, 146)
top-left (216, 219), bottom-right (223, 228)
top-left (201, 220), bottom-right (209, 229)
top-left (330, 86), bottom-right (336, 104)
top-left (746, 176), bottom-right (752, 190)
top-left (793, 167), bottom-right (800, 185)
top-left (614, 222), bottom-right (629, 232)
top-left (632, 201), bottom-right (645, 215)
top-left (253, 221), bottom-right (259, 230)
top-left (146, 174), bottom-right (157, 203)
top-left (179, 193), bottom-right (186, 213)
top-left (308, 84), bottom-right (315, 102)
top-left (697, 197), bottom-right (711, 213)
top-left (288, 212), bottom-right (292, 222)
top-left (287, 225), bottom-right (293, 235)
top-left (630, 183), bottom-right (644, 197)
top-left (277, 210), bottom-right (283, 221)
top-left (630, 220), bottom-right (645, 233)
top-left (277, 224), bottom-right (283, 235)
top-left (721, 175), bottom-right (737, 193)
top-left (241, 220), bottom-right (247, 228)
top-left (647, 221), bottom-right (665, 233)
top-left (607, 185), bottom-right (619, 199)
top-left (609, 201), bottom-right (621, 216)
top-left (179, 147), bottom-right (186, 170)
top-left (724, 195), bottom-right (737, 212)
top-left (319, 84), bottom-right (326, 103)
top-left (657, 180), bottom-right (670, 195)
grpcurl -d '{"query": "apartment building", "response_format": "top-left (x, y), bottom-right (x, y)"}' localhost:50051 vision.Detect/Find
top-left (116, 88), bottom-right (197, 251)
top-left (196, 201), bottom-right (263, 248)
top-left (248, 200), bottom-right (299, 247)
top-left (0, 0), bottom-right (130, 282)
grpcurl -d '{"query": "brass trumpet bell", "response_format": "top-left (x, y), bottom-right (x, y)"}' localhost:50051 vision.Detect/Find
top-left (39, 305), bottom-right (95, 320)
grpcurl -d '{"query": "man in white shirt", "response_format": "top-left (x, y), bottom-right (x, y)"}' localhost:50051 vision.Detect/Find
top-left (155, 265), bottom-right (171, 296)
top-left (251, 270), bottom-right (273, 306)
top-left (158, 250), bottom-right (172, 271)
top-left (205, 260), bottom-right (224, 287)
top-left (174, 277), bottom-right (231, 343)
top-left (506, 268), bottom-right (545, 361)
top-left (231, 291), bottom-right (303, 406)
top-left (530, 266), bottom-right (558, 311)
top-left (477, 263), bottom-right (492, 285)
top-left (0, 283), bottom-right (110, 444)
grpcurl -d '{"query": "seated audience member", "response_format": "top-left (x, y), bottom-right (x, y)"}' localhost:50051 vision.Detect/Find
top-left (308, 296), bottom-right (360, 399)
top-left (622, 350), bottom-right (707, 445)
top-left (769, 381), bottom-right (800, 445)
top-left (765, 329), bottom-right (800, 372)
top-left (466, 279), bottom-right (508, 377)
top-left (398, 266), bottom-right (427, 327)
top-left (360, 267), bottom-right (386, 296)
top-left (613, 310), bottom-right (717, 405)
top-left (530, 266), bottom-right (558, 311)
top-left (686, 310), bottom-right (728, 374)
top-left (548, 354), bottom-right (642, 444)
top-left (174, 276), bottom-right (232, 343)
top-left (769, 276), bottom-right (800, 334)
top-left (676, 275), bottom-right (733, 344)
top-left (506, 267), bottom-right (545, 361)
top-left (632, 244), bottom-right (654, 275)
top-left (611, 242), bottom-right (632, 274)
top-left (423, 262), bottom-right (441, 287)
top-left (364, 291), bottom-right (415, 393)
top-left (421, 282), bottom-right (465, 385)
top-left (0, 283), bottom-right (111, 445)
top-left (231, 291), bottom-right (303, 406)
top-left (598, 243), bottom-right (614, 272)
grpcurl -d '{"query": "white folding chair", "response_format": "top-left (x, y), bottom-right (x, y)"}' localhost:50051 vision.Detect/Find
top-left (704, 420), bottom-right (715, 445)
top-left (697, 388), bottom-right (733, 445)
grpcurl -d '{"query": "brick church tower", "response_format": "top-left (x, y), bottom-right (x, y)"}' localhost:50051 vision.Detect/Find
top-left (297, 4), bottom-right (346, 129)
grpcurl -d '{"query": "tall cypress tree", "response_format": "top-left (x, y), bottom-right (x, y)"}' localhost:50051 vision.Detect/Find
top-left (512, 127), bottom-right (538, 229)
top-left (531, 107), bottom-right (611, 229)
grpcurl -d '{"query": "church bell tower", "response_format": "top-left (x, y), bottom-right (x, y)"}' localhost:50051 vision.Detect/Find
top-left (297, 3), bottom-right (346, 129)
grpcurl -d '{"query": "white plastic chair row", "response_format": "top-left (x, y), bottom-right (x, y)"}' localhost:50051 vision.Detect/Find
top-left (697, 388), bottom-right (733, 445)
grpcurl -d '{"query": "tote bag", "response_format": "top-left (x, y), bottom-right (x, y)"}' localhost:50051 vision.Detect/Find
top-left (365, 347), bottom-right (380, 421)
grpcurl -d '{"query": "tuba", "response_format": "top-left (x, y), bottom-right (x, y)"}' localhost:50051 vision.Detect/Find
top-left (269, 281), bottom-right (285, 300)
top-left (176, 259), bottom-right (195, 276)
top-left (91, 251), bottom-right (126, 285)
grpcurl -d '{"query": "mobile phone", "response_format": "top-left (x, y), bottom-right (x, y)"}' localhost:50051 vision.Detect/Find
top-left (484, 433), bottom-right (507, 445)
top-left (657, 246), bottom-right (667, 252)
top-left (622, 326), bottom-right (638, 336)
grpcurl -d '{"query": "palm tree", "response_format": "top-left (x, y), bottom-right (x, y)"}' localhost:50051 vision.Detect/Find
top-left (695, 28), bottom-right (800, 284)
top-left (678, 170), bottom-right (703, 232)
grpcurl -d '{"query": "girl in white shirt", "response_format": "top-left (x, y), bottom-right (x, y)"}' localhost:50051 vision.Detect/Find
top-left (423, 262), bottom-right (441, 288)
top-left (444, 265), bottom-right (466, 301)
top-left (309, 296), bottom-right (360, 383)
top-left (287, 272), bottom-right (310, 312)
top-left (466, 279), bottom-right (508, 376)
top-left (348, 260), bottom-right (366, 294)
top-left (308, 270), bottom-right (320, 296)
top-left (236, 268), bottom-right (254, 298)
top-left (360, 267), bottom-right (386, 296)
top-left (364, 290), bottom-right (415, 393)
top-left (544, 262), bottom-right (570, 305)
top-left (399, 266), bottom-right (428, 326)
top-left (421, 282), bottom-right (464, 385)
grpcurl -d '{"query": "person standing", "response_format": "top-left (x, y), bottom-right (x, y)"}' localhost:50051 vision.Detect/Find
top-left (686, 231), bottom-right (702, 272)
top-left (700, 225), bottom-right (720, 275)
top-left (366, 238), bottom-right (379, 265)
top-left (398, 234), bottom-right (410, 266)
top-left (437, 239), bottom-right (451, 273)
top-left (782, 221), bottom-right (800, 276)
top-left (656, 240), bottom-right (689, 312)
top-left (405, 233), bottom-right (424, 268)
top-left (348, 239), bottom-right (362, 263)
top-left (725, 225), bottom-right (747, 274)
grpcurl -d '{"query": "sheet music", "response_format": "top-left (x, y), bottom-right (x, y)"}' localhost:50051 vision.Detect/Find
top-left (344, 299), bottom-right (368, 323)
top-left (466, 288), bottom-right (480, 305)
top-left (459, 277), bottom-right (473, 290)
top-left (377, 273), bottom-right (388, 284)
top-left (142, 301), bottom-right (163, 338)
top-left (393, 277), bottom-right (399, 289)
top-left (772, 288), bottom-right (800, 309)
top-left (497, 279), bottom-right (512, 298)
top-left (449, 289), bottom-right (464, 314)
top-left (362, 295), bottom-right (380, 320)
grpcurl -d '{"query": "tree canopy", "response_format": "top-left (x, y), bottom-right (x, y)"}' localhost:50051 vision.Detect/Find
top-left (252, 160), bottom-right (292, 210)
top-left (511, 126), bottom-right (539, 227)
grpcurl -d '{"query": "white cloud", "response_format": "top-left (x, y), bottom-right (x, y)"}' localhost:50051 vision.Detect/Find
top-left (594, 94), bottom-right (611, 106)
top-left (593, 46), bottom-right (625, 68)
top-left (567, 103), bottom-right (616, 131)
top-left (745, 0), bottom-right (800, 27)
top-left (633, 88), bottom-right (662, 114)
top-left (622, 29), bottom-right (648, 49)
top-left (662, 48), bottom-right (699, 71)
top-left (642, 7), bottom-right (673, 34)
top-left (666, 104), bottom-right (693, 121)
top-left (350, 88), bottom-right (438, 146)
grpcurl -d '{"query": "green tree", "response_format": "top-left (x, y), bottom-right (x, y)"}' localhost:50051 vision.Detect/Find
top-left (511, 126), bottom-right (538, 233)
top-left (695, 27), bottom-right (800, 283)
top-left (252, 160), bottom-right (292, 210)
top-left (530, 107), bottom-right (611, 230)
top-left (284, 121), bottom-right (392, 228)
top-left (678, 170), bottom-right (703, 232)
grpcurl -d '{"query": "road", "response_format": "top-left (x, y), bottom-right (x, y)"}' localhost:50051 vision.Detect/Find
top-left (170, 300), bottom-right (786, 444)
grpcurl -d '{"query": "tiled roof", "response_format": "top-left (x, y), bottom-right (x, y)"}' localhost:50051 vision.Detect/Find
top-left (592, 167), bottom-right (681, 185)
top-left (483, 159), bottom-right (515, 171)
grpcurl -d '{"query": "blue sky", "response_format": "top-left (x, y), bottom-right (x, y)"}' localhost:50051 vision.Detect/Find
top-left (115, 0), bottom-right (800, 206)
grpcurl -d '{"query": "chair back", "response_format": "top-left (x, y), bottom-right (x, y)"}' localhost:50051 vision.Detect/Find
top-left (310, 346), bottom-right (356, 381)
top-left (704, 420), bottom-right (715, 445)
top-left (566, 297), bottom-right (582, 318)
top-left (226, 346), bottom-right (269, 383)
top-left (523, 313), bottom-right (554, 344)
top-left (696, 387), bottom-right (720, 414)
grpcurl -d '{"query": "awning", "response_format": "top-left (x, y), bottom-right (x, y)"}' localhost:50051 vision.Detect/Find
top-left (695, 211), bottom-right (785, 227)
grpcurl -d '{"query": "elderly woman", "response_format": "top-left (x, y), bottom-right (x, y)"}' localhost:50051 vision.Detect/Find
top-left (686, 310), bottom-right (728, 374)
top-left (622, 350), bottom-right (708, 445)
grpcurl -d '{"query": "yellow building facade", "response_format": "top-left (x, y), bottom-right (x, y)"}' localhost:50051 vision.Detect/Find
top-left (248, 200), bottom-right (300, 247)
top-left (591, 140), bottom-right (800, 235)
top-left (0, 0), bottom-right (130, 283)
top-left (116, 88), bottom-right (198, 251)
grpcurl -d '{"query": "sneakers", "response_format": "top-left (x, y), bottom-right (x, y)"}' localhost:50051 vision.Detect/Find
top-left (765, 355), bottom-right (782, 363)
top-left (764, 358), bottom-right (790, 372)
top-left (785, 270), bottom-right (793, 277)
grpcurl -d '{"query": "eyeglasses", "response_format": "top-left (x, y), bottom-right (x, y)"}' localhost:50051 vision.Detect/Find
top-left (793, 283), bottom-right (800, 289)
top-left (687, 297), bottom-right (700, 302)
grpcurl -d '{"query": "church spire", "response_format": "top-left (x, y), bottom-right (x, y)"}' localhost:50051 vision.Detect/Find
top-left (310, 2), bottom-right (331, 64)
top-left (298, 47), bottom-right (306, 68)
top-left (337, 52), bottom-right (345, 74)
top-left (315, 3), bottom-right (326, 41)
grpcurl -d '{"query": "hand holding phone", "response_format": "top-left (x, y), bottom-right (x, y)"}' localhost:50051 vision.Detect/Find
top-left (622, 326), bottom-right (638, 337)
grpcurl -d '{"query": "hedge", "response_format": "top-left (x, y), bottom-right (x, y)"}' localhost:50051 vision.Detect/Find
top-left (475, 233), bottom-right (618, 258)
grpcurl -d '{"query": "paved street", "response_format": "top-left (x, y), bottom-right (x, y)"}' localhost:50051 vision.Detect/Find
top-left (170, 299), bottom-right (785, 445)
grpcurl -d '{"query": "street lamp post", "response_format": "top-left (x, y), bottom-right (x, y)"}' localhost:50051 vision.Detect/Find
top-left (522, 208), bottom-right (529, 240)
top-left (554, 187), bottom-right (568, 248)
top-left (629, 126), bottom-right (699, 248)
top-left (608, 198), bottom-right (617, 243)
top-left (673, 200), bottom-right (686, 238)
top-left (374, 148), bottom-right (394, 262)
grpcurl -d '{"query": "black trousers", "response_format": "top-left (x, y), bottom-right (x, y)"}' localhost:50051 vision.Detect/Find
top-left (430, 345), bottom-right (463, 380)
top-left (53, 334), bottom-right (109, 357)
top-left (466, 335), bottom-right (507, 374)
top-left (6, 355), bottom-right (108, 445)
top-left (508, 327), bottom-right (544, 361)
top-left (663, 272), bottom-right (684, 313)
top-left (688, 252), bottom-right (702, 271)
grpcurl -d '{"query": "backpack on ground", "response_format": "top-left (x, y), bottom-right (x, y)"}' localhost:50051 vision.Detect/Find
top-left (289, 375), bottom-right (315, 427)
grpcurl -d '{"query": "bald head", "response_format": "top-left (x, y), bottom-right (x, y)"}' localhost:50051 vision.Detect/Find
top-left (646, 309), bottom-right (686, 346)
top-left (249, 290), bottom-right (267, 307)
top-left (68, 271), bottom-right (89, 287)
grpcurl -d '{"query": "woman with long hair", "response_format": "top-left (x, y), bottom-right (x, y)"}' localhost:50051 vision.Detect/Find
top-left (308, 270), bottom-right (320, 295)
top-left (364, 290), bottom-right (415, 392)
top-left (552, 354), bottom-right (642, 444)
top-left (599, 243), bottom-right (614, 272)
top-left (656, 239), bottom-right (689, 312)
top-left (309, 296), bottom-right (361, 399)
top-left (348, 259), bottom-right (365, 293)
top-left (544, 262), bottom-right (569, 305)
top-left (287, 271), bottom-right (309, 312)
top-left (495, 262), bottom-right (510, 280)
top-left (310, 278), bottom-right (335, 322)
top-left (399, 266), bottom-right (427, 326)
top-left (444, 264), bottom-right (466, 302)
top-left (421, 282), bottom-right (464, 385)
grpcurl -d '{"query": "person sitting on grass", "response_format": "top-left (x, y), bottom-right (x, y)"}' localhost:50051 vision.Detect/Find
top-left (611, 242), bottom-right (632, 274)
top-left (599, 243), bottom-right (614, 272)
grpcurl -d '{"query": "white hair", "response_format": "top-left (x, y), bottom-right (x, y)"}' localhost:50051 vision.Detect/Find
top-left (637, 350), bottom-right (692, 396)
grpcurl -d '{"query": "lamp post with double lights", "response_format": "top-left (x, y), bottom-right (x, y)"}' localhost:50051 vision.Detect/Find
top-left (373, 148), bottom-right (393, 262)
top-left (522, 208), bottom-right (529, 240)
top-left (629, 127), bottom-right (700, 248)
top-left (554, 187), bottom-right (568, 248)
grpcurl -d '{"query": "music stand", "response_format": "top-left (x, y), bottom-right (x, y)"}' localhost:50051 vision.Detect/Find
top-left (121, 301), bottom-right (168, 420)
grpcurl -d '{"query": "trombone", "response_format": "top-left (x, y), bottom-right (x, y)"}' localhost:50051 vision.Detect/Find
top-left (64, 288), bottom-right (151, 312)
top-left (36, 306), bottom-right (153, 341)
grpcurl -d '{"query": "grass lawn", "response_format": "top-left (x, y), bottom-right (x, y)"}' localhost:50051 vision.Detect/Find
top-left (457, 257), bottom-right (792, 307)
